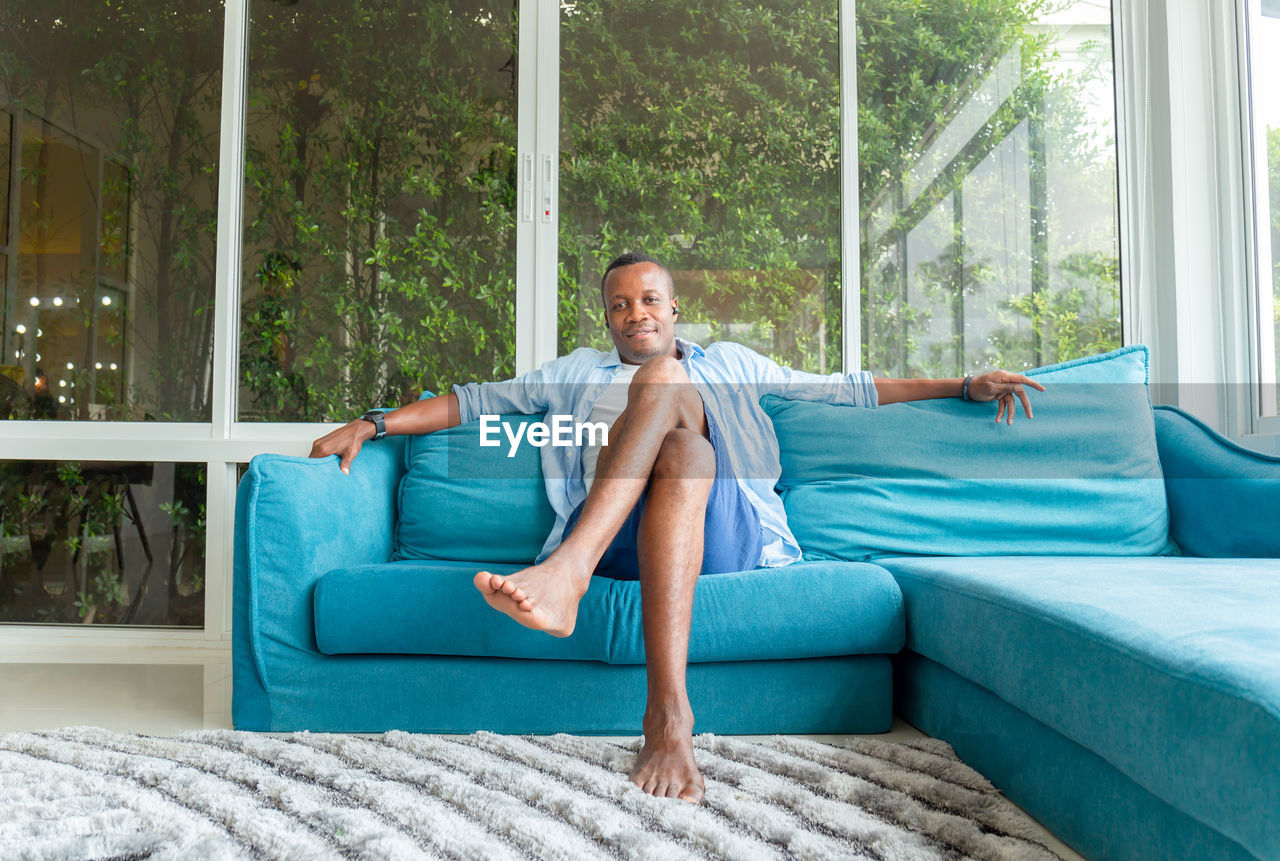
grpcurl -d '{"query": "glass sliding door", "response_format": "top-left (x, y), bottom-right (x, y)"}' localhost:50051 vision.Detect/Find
top-left (0, 2), bottom-right (223, 629)
top-left (858, 0), bottom-right (1120, 377)
top-left (0, 3), bottom-right (222, 422)
top-left (240, 0), bottom-right (520, 421)
top-left (557, 0), bottom-right (843, 373)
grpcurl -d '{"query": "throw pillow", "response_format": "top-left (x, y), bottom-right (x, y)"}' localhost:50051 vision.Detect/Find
top-left (764, 345), bottom-right (1172, 560)
top-left (395, 408), bottom-right (555, 564)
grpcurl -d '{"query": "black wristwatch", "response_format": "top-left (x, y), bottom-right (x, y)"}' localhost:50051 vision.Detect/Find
top-left (359, 410), bottom-right (387, 441)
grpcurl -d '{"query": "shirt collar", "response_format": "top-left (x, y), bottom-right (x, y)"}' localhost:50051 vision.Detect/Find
top-left (603, 337), bottom-right (705, 369)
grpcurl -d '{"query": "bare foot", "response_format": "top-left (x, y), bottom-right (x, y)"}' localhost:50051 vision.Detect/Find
top-left (473, 558), bottom-right (591, 637)
top-left (630, 710), bottom-right (704, 803)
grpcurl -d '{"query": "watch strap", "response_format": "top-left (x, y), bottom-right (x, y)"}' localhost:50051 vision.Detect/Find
top-left (359, 410), bottom-right (387, 441)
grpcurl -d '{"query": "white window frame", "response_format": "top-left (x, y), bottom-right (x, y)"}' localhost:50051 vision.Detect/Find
top-left (1113, 0), bottom-right (1266, 445)
top-left (1240, 0), bottom-right (1280, 437)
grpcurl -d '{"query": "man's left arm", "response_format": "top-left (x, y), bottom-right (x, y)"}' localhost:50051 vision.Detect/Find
top-left (874, 371), bottom-right (1046, 424)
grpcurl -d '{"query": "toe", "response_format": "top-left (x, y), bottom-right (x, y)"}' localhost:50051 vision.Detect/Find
top-left (679, 783), bottom-right (704, 804)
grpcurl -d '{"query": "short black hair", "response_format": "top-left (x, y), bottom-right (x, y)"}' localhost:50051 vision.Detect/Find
top-left (601, 252), bottom-right (674, 297)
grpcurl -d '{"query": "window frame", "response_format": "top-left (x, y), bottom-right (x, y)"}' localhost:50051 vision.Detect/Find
top-left (1241, 0), bottom-right (1280, 434)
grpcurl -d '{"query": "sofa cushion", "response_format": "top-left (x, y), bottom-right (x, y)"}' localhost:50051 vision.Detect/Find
top-left (765, 345), bottom-right (1171, 560)
top-left (880, 554), bottom-right (1280, 860)
top-left (395, 412), bottom-right (555, 563)
top-left (314, 558), bottom-right (904, 663)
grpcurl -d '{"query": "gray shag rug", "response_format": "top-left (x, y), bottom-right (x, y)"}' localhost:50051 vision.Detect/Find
top-left (0, 727), bottom-right (1066, 860)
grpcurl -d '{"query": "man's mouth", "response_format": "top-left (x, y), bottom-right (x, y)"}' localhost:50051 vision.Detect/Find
top-left (625, 328), bottom-right (655, 340)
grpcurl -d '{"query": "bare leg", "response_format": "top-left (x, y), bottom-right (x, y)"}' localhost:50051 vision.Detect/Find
top-left (628, 429), bottom-right (713, 803)
top-left (473, 356), bottom-right (714, 802)
top-left (474, 355), bottom-right (706, 637)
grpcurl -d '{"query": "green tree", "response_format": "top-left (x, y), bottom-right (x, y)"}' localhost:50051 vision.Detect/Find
top-left (241, 1), bottom-right (517, 420)
top-left (557, 0), bottom-right (843, 372)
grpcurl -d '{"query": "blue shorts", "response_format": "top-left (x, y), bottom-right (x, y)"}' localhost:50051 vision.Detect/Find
top-left (563, 408), bottom-right (763, 581)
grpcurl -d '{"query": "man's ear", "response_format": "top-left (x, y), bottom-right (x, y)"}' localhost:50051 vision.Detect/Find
top-left (672, 300), bottom-right (679, 317)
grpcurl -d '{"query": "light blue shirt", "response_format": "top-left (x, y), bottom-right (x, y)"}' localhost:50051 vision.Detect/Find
top-left (453, 338), bottom-right (878, 567)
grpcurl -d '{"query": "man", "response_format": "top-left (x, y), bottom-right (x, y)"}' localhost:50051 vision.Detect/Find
top-left (310, 251), bottom-right (1044, 804)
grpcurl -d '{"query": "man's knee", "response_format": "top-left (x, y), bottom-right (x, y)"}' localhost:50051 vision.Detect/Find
top-left (628, 355), bottom-right (702, 420)
top-left (631, 354), bottom-right (689, 387)
top-left (651, 428), bottom-right (715, 482)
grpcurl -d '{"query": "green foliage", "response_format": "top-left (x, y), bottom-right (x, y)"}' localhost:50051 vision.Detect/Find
top-left (557, 0), bottom-right (842, 372)
top-left (241, 1), bottom-right (518, 419)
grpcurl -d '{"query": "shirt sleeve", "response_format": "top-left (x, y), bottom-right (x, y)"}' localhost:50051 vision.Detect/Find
top-left (452, 360), bottom-right (558, 423)
top-left (746, 345), bottom-right (878, 408)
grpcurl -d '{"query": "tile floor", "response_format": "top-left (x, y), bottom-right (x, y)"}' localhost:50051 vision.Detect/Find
top-left (0, 660), bottom-right (1084, 860)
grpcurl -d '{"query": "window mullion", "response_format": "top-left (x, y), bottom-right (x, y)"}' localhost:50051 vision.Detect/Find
top-left (534, 0), bottom-right (560, 368)
top-left (211, 0), bottom-right (249, 441)
top-left (840, 0), bottom-right (861, 374)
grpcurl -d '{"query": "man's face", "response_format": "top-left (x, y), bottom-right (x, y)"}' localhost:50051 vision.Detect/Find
top-left (602, 262), bottom-right (680, 365)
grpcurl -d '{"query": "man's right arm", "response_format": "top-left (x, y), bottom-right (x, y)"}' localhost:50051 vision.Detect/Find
top-left (309, 392), bottom-right (460, 475)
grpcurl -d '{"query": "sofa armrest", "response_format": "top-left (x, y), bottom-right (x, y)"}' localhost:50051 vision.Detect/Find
top-left (233, 438), bottom-right (406, 726)
top-left (1153, 405), bottom-right (1280, 557)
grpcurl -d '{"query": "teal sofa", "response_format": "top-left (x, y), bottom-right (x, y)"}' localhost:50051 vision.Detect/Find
top-left (235, 346), bottom-right (1280, 861)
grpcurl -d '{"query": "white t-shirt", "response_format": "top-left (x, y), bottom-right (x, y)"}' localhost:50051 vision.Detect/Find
top-left (580, 362), bottom-right (640, 491)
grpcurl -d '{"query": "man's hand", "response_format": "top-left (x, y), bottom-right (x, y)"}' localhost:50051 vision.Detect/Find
top-left (967, 371), bottom-right (1046, 425)
top-left (309, 420), bottom-right (376, 474)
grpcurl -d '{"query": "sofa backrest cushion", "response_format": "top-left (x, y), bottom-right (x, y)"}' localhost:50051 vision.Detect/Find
top-left (765, 345), bottom-right (1172, 560)
top-left (395, 412), bottom-right (555, 564)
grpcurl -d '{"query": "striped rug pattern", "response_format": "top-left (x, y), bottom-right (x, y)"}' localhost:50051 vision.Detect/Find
top-left (0, 727), bottom-right (1064, 860)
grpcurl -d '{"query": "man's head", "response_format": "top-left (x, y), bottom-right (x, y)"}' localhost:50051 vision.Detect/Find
top-left (601, 252), bottom-right (680, 365)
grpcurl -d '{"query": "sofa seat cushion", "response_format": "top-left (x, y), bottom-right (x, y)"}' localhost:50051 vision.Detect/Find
top-left (315, 558), bottom-right (904, 664)
top-left (880, 555), bottom-right (1280, 860)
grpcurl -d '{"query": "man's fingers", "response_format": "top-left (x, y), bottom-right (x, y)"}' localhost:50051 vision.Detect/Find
top-left (1017, 387), bottom-right (1034, 419)
top-left (995, 395), bottom-right (1006, 423)
top-left (998, 372), bottom-right (1046, 392)
top-left (339, 444), bottom-right (359, 475)
top-left (1004, 394), bottom-right (1015, 425)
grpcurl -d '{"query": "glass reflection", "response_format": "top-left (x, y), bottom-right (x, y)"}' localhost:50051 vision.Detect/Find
top-left (859, 0), bottom-right (1121, 377)
top-left (0, 3), bottom-right (222, 421)
top-left (0, 461), bottom-right (205, 627)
